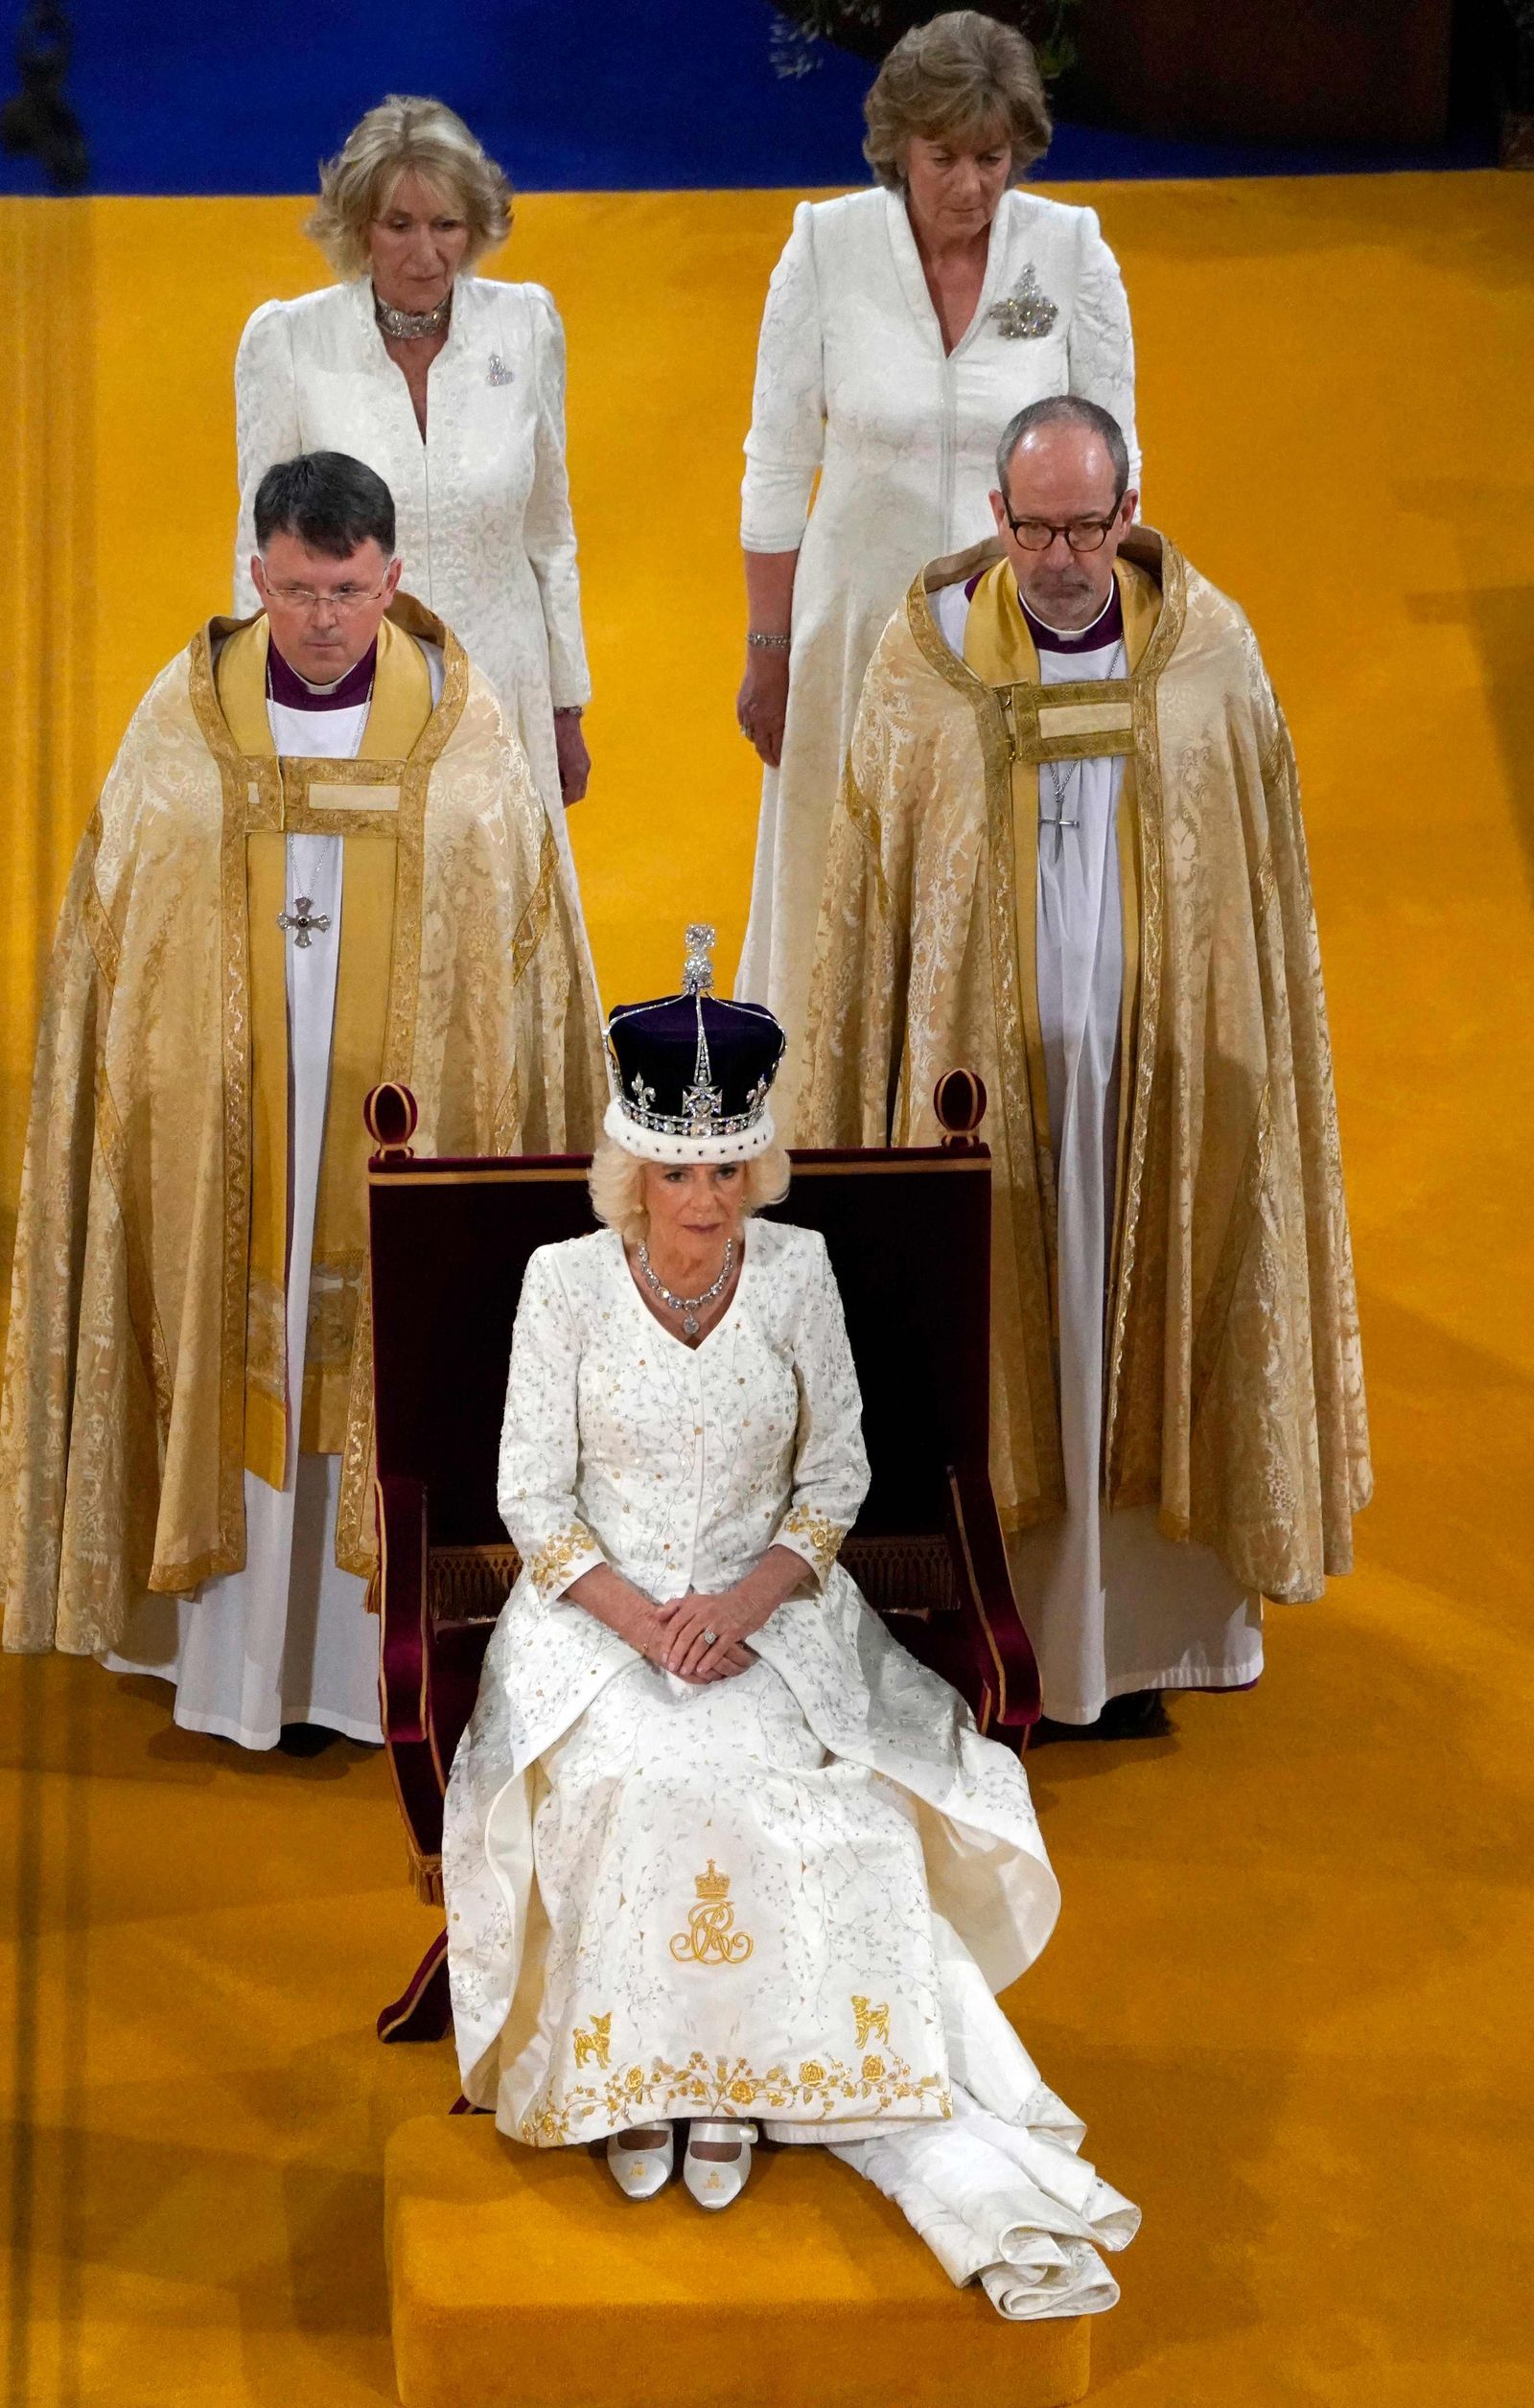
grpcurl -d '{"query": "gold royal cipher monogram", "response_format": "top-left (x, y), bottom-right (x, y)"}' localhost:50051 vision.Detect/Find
top-left (670, 1861), bottom-right (755, 1966)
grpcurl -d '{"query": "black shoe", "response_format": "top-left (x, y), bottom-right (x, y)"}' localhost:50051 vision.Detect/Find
top-left (1029, 1690), bottom-right (1171, 1746)
top-left (1095, 1688), bottom-right (1171, 1740)
top-left (277, 1722), bottom-right (345, 1757)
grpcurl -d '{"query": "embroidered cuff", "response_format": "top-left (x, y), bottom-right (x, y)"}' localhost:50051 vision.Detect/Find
top-left (526, 1520), bottom-right (603, 1604)
top-left (775, 1503), bottom-right (847, 1589)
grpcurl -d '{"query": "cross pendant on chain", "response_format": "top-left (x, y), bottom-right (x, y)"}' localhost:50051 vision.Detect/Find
top-left (276, 894), bottom-right (332, 949)
top-left (1040, 761), bottom-right (1081, 843)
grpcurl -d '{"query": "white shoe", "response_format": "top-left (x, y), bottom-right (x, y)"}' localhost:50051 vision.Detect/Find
top-left (606, 2124), bottom-right (674, 2201)
top-left (683, 2119), bottom-right (757, 2211)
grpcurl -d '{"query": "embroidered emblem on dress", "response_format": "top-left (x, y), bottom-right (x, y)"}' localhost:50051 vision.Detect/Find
top-left (573, 2012), bottom-right (612, 2070)
top-left (988, 265), bottom-right (1059, 340)
top-left (851, 1995), bottom-right (891, 2049)
top-left (486, 353), bottom-right (514, 386)
top-left (669, 1861), bottom-right (755, 1965)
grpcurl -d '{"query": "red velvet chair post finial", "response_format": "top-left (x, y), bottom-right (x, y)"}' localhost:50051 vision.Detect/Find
top-left (365, 1081), bottom-right (419, 1161)
top-left (934, 1068), bottom-right (988, 1151)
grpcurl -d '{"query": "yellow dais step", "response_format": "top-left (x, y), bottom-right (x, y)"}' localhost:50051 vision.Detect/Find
top-left (385, 2115), bottom-right (1091, 2408)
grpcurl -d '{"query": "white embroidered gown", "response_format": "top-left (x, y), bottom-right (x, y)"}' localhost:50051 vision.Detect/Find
top-left (736, 187), bottom-right (1139, 1137)
top-left (233, 275), bottom-right (590, 866)
top-left (443, 1218), bottom-right (1139, 2317)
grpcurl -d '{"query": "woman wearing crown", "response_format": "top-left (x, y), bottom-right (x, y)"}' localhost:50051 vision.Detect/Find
top-left (441, 929), bottom-right (1137, 2312)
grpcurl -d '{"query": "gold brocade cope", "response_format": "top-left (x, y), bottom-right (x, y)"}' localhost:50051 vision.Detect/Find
top-left (0, 591), bottom-right (605, 1659)
top-left (215, 616), bottom-right (431, 1481)
top-left (802, 525), bottom-right (1371, 1604)
top-left (960, 556), bottom-right (1162, 1336)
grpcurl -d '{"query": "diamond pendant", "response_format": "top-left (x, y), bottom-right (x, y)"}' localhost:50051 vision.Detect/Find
top-left (683, 1312), bottom-right (700, 1337)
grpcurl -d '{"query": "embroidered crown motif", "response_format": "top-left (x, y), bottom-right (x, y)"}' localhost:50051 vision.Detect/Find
top-left (694, 1860), bottom-right (731, 1901)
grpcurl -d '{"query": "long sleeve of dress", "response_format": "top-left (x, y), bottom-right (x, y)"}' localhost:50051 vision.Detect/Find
top-left (497, 1249), bottom-right (606, 1603)
top-left (740, 201), bottom-right (826, 555)
top-left (1066, 209), bottom-right (1140, 491)
top-left (521, 286), bottom-right (592, 710)
top-left (232, 301), bottom-right (301, 616)
top-left (772, 1234), bottom-right (872, 1587)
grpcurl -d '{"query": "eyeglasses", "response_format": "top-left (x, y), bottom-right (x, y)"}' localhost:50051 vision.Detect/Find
top-left (260, 574), bottom-right (392, 615)
top-left (1001, 506), bottom-right (1122, 554)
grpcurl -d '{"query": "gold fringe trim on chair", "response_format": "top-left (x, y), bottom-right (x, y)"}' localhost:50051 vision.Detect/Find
top-left (427, 1542), bottom-right (521, 1628)
top-left (423, 1536), bottom-right (955, 1627)
top-left (840, 1534), bottom-right (959, 1620)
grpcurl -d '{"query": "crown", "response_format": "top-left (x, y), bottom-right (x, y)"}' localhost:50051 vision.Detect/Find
top-left (694, 1860), bottom-right (731, 1901)
top-left (603, 925), bottom-right (785, 1165)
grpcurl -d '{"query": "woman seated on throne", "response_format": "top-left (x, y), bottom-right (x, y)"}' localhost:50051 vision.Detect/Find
top-left (442, 927), bottom-right (1138, 2316)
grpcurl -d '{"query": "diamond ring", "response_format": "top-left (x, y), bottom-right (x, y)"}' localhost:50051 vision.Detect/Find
top-left (703, 1628), bottom-right (719, 1647)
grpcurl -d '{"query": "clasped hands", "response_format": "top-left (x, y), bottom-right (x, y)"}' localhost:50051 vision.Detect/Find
top-left (568, 1548), bottom-right (808, 1683)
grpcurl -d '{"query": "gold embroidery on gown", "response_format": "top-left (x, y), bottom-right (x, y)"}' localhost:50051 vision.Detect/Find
top-left (670, 1862), bottom-right (755, 1966)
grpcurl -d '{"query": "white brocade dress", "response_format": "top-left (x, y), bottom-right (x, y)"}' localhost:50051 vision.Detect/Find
top-left (443, 1220), bottom-right (1139, 2317)
top-left (233, 275), bottom-right (590, 867)
top-left (737, 186), bottom-right (1138, 1136)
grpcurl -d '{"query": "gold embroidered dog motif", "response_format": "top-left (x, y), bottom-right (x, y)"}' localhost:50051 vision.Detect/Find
top-left (573, 2013), bottom-right (612, 2070)
top-left (852, 1996), bottom-right (890, 2049)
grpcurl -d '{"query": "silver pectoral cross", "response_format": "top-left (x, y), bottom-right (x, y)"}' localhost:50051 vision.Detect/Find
top-left (1040, 760), bottom-right (1081, 845)
top-left (276, 895), bottom-right (332, 949)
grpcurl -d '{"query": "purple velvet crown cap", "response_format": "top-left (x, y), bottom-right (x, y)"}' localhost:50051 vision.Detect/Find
top-left (603, 923), bottom-right (785, 1165)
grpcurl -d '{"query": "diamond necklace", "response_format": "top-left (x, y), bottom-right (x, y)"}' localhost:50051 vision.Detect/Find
top-left (374, 289), bottom-right (453, 341)
top-left (636, 1238), bottom-right (736, 1338)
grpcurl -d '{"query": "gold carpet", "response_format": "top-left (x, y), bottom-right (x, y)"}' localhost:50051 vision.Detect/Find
top-left (2, 171), bottom-right (1533, 2403)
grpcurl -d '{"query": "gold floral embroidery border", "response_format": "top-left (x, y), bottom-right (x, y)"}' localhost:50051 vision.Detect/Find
top-left (528, 1520), bottom-right (598, 1600)
top-left (779, 1503), bottom-right (845, 1579)
top-left (520, 2046), bottom-right (950, 2146)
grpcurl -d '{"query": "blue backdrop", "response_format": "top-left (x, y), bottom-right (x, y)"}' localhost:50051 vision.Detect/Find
top-left (0, 0), bottom-right (1493, 194)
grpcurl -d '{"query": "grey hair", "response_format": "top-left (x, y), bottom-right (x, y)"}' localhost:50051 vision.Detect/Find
top-left (995, 396), bottom-right (1130, 503)
top-left (587, 1137), bottom-right (792, 1248)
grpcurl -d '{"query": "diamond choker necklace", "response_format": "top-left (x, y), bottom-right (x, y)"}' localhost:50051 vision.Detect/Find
top-left (374, 289), bottom-right (453, 341)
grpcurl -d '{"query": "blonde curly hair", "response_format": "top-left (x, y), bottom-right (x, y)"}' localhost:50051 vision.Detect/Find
top-left (863, 11), bottom-right (1052, 190)
top-left (306, 95), bottom-right (513, 280)
top-left (587, 1139), bottom-right (792, 1249)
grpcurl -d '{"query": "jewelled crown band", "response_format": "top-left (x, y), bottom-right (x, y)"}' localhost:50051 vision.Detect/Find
top-left (603, 923), bottom-right (786, 1165)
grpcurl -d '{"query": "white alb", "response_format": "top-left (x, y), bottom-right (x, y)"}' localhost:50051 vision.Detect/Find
top-left (736, 186), bottom-right (1139, 1134)
top-left (101, 653), bottom-right (448, 1747)
top-left (443, 1218), bottom-right (1138, 2315)
top-left (933, 581), bottom-right (1260, 1723)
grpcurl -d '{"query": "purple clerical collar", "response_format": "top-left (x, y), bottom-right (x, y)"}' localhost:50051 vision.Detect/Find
top-left (1020, 583), bottom-right (1124, 655)
top-left (267, 638), bottom-right (378, 710)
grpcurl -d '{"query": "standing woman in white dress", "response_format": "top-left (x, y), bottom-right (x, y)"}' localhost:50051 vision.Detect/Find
top-left (233, 95), bottom-right (593, 854)
top-left (735, 12), bottom-right (1139, 1136)
top-left (442, 928), bottom-right (1138, 2313)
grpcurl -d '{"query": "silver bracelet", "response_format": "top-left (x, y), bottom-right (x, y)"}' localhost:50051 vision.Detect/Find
top-left (746, 631), bottom-right (791, 651)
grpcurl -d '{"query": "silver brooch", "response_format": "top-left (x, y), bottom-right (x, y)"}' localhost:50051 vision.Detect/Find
top-left (989, 266), bottom-right (1059, 340)
top-left (486, 353), bottom-right (514, 387)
